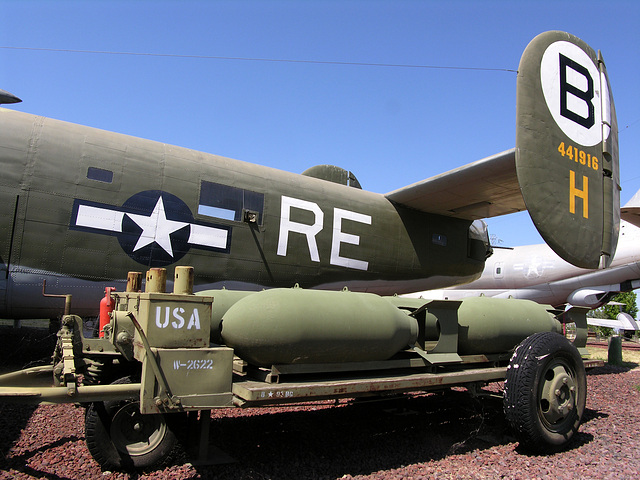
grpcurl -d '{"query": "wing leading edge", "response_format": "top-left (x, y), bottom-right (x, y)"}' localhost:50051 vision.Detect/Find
top-left (385, 149), bottom-right (524, 220)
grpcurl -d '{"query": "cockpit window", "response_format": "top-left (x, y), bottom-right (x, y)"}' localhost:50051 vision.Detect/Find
top-left (198, 181), bottom-right (264, 224)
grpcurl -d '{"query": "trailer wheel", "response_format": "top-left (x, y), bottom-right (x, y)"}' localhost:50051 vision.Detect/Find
top-left (85, 376), bottom-right (179, 471)
top-left (503, 332), bottom-right (586, 452)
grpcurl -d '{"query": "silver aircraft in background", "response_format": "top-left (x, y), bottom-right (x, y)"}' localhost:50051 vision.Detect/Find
top-left (405, 192), bottom-right (640, 331)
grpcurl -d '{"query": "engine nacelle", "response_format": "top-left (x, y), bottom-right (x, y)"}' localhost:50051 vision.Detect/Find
top-left (566, 287), bottom-right (612, 308)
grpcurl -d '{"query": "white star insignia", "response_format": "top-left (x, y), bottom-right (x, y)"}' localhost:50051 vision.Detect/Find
top-left (73, 196), bottom-right (230, 256)
top-left (126, 197), bottom-right (188, 257)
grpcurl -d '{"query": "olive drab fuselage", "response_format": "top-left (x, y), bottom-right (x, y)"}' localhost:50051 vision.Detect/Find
top-left (0, 107), bottom-right (486, 319)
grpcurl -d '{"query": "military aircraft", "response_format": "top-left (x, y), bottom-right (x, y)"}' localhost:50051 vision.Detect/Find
top-left (403, 194), bottom-right (640, 332)
top-left (0, 31), bottom-right (622, 469)
top-left (0, 31), bottom-right (619, 322)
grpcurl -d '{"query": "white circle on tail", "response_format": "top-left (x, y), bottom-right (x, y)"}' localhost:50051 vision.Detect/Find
top-left (540, 40), bottom-right (608, 147)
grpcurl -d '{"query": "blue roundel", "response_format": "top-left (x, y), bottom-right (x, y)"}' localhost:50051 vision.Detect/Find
top-left (118, 190), bottom-right (193, 267)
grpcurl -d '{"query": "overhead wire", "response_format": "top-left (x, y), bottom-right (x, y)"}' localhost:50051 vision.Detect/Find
top-left (0, 45), bottom-right (518, 73)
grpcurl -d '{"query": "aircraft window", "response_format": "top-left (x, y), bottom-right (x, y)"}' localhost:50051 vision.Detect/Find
top-left (86, 167), bottom-right (114, 183)
top-left (432, 233), bottom-right (447, 246)
top-left (496, 267), bottom-right (502, 275)
top-left (199, 181), bottom-right (264, 224)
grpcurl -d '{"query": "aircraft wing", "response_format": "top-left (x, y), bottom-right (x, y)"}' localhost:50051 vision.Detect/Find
top-left (588, 312), bottom-right (640, 331)
top-left (385, 149), bottom-right (525, 220)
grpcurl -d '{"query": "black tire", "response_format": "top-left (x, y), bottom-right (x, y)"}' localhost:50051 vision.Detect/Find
top-left (503, 331), bottom-right (586, 453)
top-left (85, 376), bottom-right (179, 471)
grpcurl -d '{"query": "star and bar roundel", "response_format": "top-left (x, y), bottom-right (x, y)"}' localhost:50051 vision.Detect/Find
top-left (70, 190), bottom-right (231, 267)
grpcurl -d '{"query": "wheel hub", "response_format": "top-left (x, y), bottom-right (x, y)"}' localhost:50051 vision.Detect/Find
top-left (109, 402), bottom-right (168, 456)
top-left (540, 364), bottom-right (576, 425)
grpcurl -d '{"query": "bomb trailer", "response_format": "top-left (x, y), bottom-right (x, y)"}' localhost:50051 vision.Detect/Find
top-left (0, 266), bottom-right (602, 471)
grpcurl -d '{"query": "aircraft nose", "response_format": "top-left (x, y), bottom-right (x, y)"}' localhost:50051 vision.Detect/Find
top-left (0, 89), bottom-right (22, 104)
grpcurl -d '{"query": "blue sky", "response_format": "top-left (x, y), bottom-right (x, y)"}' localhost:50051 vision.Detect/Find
top-left (1, 0), bottom-right (639, 247)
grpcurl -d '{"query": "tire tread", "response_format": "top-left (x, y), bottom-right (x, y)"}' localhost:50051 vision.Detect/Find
top-left (503, 332), bottom-right (586, 453)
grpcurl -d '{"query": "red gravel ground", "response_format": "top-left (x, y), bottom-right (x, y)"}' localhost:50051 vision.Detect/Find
top-left (0, 327), bottom-right (639, 479)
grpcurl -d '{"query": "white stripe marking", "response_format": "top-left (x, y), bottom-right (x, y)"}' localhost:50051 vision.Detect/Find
top-left (75, 205), bottom-right (124, 232)
top-left (189, 224), bottom-right (228, 249)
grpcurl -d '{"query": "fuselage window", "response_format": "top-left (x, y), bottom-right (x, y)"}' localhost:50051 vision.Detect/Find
top-left (432, 233), bottom-right (447, 246)
top-left (198, 181), bottom-right (264, 225)
top-left (87, 167), bottom-right (114, 183)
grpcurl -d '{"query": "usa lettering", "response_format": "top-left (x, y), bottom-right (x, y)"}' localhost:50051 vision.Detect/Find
top-left (155, 306), bottom-right (201, 330)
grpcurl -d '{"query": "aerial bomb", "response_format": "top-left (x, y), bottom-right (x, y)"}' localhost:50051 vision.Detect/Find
top-left (452, 296), bottom-right (562, 354)
top-left (221, 287), bottom-right (419, 366)
top-left (197, 288), bottom-right (256, 344)
top-left (219, 289), bottom-right (562, 366)
top-left (391, 295), bottom-right (563, 355)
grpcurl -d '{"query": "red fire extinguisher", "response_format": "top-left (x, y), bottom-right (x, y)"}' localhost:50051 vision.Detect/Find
top-left (99, 287), bottom-right (116, 338)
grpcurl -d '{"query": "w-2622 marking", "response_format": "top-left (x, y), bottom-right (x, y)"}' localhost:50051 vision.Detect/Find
top-left (173, 359), bottom-right (214, 370)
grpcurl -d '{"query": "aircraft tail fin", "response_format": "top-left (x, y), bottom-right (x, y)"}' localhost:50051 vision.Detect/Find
top-left (515, 31), bottom-right (619, 269)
